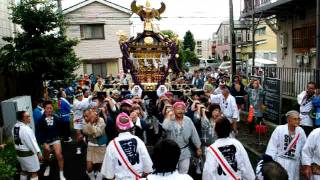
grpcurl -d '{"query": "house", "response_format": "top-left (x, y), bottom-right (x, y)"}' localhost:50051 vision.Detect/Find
top-left (195, 39), bottom-right (213, 59)
top-left (63, 0), bottom-right (131, 77)
top-left (0, 0), bottom-right (14, 48)
top-left (214, 19), bottom-right (277, 62)
top-left (236, 24), bottom-right (277, 61)
top-left (241, 0), bottom-right (316, 68)
top-left (214, 20), bottom-right (235, 61)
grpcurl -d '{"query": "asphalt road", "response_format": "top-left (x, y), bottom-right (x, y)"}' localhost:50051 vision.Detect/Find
top-left (37, 141), bottom-right (89, 180)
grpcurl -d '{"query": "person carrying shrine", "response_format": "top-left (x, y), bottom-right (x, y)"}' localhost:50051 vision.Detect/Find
top-left (101, 113), bottom-right (153, 179)
top-left (162, 101), bottom-right (202, 174)
top-left (202, 116), bottom-right (255, 180)
top-left (265, 110), bottom-right (307, 180)
top-left (302, 127), bottom-right (320, 180)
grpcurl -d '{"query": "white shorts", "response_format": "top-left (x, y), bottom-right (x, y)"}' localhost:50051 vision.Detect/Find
top-left (17, 154), bottom-right (40, 173)
top-left (73, 119), bottom-right (83, 130)
top-left (48, 140), bottom-right (60, 146)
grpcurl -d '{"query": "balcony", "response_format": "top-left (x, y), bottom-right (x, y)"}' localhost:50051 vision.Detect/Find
top-left (243, 0), bottom-right (272, 13)
top-left (241, 0), bottom-right (306, 18)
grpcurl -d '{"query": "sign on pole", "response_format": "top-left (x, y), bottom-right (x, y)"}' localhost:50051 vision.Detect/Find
top-left (263, 77), bottom-right (282, 124)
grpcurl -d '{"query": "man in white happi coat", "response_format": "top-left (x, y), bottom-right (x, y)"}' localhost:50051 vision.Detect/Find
top-left (266, 110), bottom-right (307, 180)
top-left (13, 111), bottom-right (42, 180)
top-left (210, 88), bottom-right (239, 134)
top-left (101, 113), bottom-right (153, 180)
top-left (203, 116), bottom-right (255, 180)
top-left (297, 81), bottom-right (316, 136)
top-left (73, 90), bottom-right (91, 139)
top-left (302, 127), bottom-right (320, 180)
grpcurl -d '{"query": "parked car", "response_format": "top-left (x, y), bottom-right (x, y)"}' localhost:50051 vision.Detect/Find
top-left (199, 58), bottom-right (219, 69)
top-left (218, 61), bottom-right (243, 72)
top-left (199, 58), bottom-right (206, 69)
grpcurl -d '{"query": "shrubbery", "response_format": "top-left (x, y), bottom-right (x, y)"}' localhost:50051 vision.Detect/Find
top-left (0, 142), bottom-right (18, 180)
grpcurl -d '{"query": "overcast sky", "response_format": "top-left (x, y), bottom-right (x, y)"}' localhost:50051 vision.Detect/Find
top-left (62, 0), bottom-right (242, 40)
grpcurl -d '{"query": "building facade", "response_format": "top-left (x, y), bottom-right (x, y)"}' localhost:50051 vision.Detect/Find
top-left (195, 39), bottom-right (213, 59)
top-left (237, 24), bottom-right (277, 61)
top-left (241, 0), bottom-right (315, 68)
top-left (214, 19), bottom-right (277, 62)
top-left (241, 0), bottom-right (317, 98)
top-left (63, 0), bottom-right (131, 77)
top-left (0, 0), bottom-right (13, 48)
top-left (214, 21), bottom-right (232, 61)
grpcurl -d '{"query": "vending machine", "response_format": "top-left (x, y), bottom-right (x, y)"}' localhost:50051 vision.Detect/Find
top-left (1, 96), bottom-right (34, 138)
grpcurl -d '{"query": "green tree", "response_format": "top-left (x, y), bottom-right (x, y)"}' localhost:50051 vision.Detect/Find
top-left (182, 31), bottom-right (198, 65)
top-left (0, 0), bottom-right (79, 99)
top-left (161, 30), bottom-right (177, 40)
top-left (183, 48), bottom-right (198, 65)
top-left (183, 30), bottom-right (195, 51)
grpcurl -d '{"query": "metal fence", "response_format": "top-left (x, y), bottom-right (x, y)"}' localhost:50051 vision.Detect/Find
top-left (256, 67), bottom-right (320, 98)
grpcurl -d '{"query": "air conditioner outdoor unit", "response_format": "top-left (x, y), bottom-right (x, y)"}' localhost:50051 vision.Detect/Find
top-left (280, 32), bottom-right (288, 49)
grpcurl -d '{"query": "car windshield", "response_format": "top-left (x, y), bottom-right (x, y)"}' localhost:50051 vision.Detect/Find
top-left (207, 60), bottom-right (214, 63)
top-left (220, 62), bottom-right (230, 67)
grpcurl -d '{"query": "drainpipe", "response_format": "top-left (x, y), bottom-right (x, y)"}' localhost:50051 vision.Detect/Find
top-left (316, 0), bottom-right (320, 85)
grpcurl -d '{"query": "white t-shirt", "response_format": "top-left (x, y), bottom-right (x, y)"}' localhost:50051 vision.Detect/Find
top-left (210, 94), bottom-right (239, 122)
top-left (73, 98), bottom-right (90, 129)
top-left (146, 171), bottom-right (193, 180)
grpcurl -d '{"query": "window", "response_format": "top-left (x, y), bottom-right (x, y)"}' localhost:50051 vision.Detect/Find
top-left (263, 53), bottom-right (270, 59)
top-left (197, 49), bottom-right (202, 55)
top-left (197, 41), bottom-right (202, 47)
top-left (256, 27), bottom-right (266, 35)
top-left (80, 24), bottom-right (105, 40)
top-left (236, 33), bottom-right (242, 42)
top-left (293, 24), bottom-right (316, 48)
top-left (261, 0), bottom-right (271, 5)
top-left (218, 37), bottom-right (223, 45)
top-left (271, 53), bottom-right (277, 60)
top-left (224, 35), bottom-right (229, 44)
top-left (92, 63), bottom-right (107, 76)
top-left (246, 33), bottom-right (252, 41)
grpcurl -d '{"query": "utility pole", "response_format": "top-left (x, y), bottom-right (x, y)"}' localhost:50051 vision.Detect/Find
top-left (229, 0), bottom-right (237, 76)
top-left (57, 0), bottom-right (62, 13)
top-left (252, 0), bottom-right (256, 75)
top-left (317, 0), bottom-right (320, 85)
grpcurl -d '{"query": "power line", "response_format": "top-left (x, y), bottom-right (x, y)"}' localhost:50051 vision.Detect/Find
top-left (66, 15), bottom-right (233, 19)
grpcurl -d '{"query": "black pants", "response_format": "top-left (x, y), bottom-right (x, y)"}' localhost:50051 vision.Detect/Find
top-left (61, 118), bottom-right (71, 140)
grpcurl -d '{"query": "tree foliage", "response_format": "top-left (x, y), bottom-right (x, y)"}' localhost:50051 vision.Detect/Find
top-left (182, 31), bottom-right (198, 65)
top-left (161, 30), bottom-right (185, 69)
top-left (183, 30), bottom-right (196, 52)
top-left (0, 143), bottom-right (18, 180)
top-left (0, 0), bottom-right (79, 80)
top-left (161, 30), bottom-right (177, 40)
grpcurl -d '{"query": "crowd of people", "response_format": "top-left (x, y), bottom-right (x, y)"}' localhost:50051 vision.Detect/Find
top-left (9, 68), bottom-right (320, 180)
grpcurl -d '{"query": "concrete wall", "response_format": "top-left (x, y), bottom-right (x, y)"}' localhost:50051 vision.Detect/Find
top-left (196, 39), bottom-right (213, 59)
top-left (276, 3), bottom-right (316, 68)
top-left (0, 0), bottom-right (13, 48)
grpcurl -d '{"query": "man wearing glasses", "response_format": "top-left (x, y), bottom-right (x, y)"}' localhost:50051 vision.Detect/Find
top-left (13, 111), bottom-right (42, 180)
top-left (210, 88), bottom-right (239, 136)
